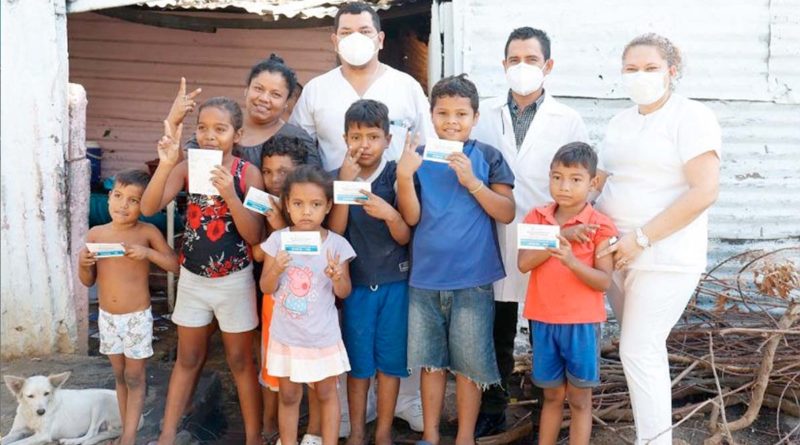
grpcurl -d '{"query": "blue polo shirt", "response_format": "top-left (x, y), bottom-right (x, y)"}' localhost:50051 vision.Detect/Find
top-left (335, 161), bottom-right (410, 287)
top-left (410, 139), bottom-right (514, 290)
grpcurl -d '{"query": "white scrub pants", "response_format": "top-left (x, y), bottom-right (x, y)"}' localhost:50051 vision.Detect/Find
top-left (608, 269), bottom-right (701, 445)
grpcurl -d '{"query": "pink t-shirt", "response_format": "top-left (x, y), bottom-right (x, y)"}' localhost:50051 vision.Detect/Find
top-left (262, 228), bottom-right (355, 348)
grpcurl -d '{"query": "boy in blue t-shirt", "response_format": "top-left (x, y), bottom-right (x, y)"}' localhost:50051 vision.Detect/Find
top-left (328, 99), bottom-right (412, 445)
top-left (396, 74), bottom-right (516, 444)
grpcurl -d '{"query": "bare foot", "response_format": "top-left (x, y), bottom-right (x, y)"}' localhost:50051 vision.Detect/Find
top-left (345, 431), bottom-right (367, 445)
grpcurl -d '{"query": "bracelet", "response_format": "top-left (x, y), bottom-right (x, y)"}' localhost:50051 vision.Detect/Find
top-left (469, 182), bottom-right (484, 194)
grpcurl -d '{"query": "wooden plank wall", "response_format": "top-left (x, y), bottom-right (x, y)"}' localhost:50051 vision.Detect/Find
top-left (68, 12), bottom-right (338, 177)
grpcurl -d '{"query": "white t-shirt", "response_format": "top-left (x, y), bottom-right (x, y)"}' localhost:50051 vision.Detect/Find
top-left (289, 64), bottom-right (434, 171)
top-left (595, 94), bottom-right (721, 273)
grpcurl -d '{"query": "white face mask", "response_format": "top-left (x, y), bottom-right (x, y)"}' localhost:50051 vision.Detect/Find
top-left (622, 71), bottom-right (668, 105)
top-left (337, 33), bottom-right (378, 67)
top-left (505, 62), bottom-right (545, 96)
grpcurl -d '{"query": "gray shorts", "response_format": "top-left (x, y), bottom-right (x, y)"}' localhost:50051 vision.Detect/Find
top-left (172, 265), bottom-right (258, 333)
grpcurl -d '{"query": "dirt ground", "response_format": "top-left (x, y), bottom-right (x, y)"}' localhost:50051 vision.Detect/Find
top-left (174, 310), bottom-right (800, 445)
top-left (2, 297), bottom-right (797, 444)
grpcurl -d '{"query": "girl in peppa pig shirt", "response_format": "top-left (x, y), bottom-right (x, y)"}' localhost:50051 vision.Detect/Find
top-left (260, 165), bottom-right (355, 445)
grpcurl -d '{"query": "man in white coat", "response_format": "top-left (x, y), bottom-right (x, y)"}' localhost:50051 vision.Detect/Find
top-left (471, 26), bottom-right (589, 437)
top-left (289, 2), bottom-right (428, 440)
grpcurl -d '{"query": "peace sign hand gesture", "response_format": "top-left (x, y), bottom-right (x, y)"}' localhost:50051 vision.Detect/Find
top-left (325, 251), bottom-right (344, 282)
top-left (396, 130), bottom-right (422, 180)
top-left (339, 146), bottom-right (364, 182)
top-left (157, 120), bottom-right (183, 167)
top-left (166, 77), bottom-right (202, 129)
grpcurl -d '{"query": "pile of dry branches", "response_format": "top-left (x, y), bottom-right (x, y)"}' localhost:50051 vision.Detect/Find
top-left (482, 248), bottom-right (800, 445)
top-left (597, 248), bottom-right (799, 444)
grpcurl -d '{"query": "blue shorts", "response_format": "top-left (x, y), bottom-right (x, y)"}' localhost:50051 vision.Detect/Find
top-left (342, 281), bottom-right (410, 379)
top-left (530, 321), bottom-right (601, 388)
top-left (408, 285), bottom-right (500, 387)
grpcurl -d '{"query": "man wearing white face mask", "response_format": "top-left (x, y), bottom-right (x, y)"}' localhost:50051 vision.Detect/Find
top-left (288, 3), bottom-right (429, 442)
top-left (289, 2), bottom-right (434, 171)
top-left (471, 27), bottom-right (588, 438)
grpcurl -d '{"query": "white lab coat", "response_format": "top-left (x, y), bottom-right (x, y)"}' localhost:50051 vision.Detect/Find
top-left (472, 93), bottom-right (589, 303)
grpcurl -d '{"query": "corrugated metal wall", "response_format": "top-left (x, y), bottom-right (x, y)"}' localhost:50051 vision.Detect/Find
top-left (68, 12), bottom-right (337, 177)
top-left (451, 0), bottom-right (800, 268)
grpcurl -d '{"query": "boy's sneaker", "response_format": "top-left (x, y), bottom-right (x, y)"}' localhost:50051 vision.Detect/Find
top-left (338, 398), bottom-right (377, 438)
top-left (299, 434), bottom-right (322, 445)
top-left (394, 400), bottom-right (424, 432)
top-left (473, 411), bottom-right (506, 438)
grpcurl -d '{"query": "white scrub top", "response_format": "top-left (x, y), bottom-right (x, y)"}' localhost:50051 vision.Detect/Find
top-left (595, 94), bottom-right (722, 273)
top-left (472, 93), bottom-right (588, 303)
top-left (289, 64), bottom-right (434, 171)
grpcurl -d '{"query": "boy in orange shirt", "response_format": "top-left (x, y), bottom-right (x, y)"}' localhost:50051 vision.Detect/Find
top-left (518, 142), bottom-right (616, 445)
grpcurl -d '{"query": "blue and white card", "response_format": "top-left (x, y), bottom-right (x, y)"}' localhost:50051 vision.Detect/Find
top-left (423, 139), bottom-right (463, 163)
top-left (517, 224), bottom-right (560, 250)
top-left (86, 243), bottom-right (126, 258)
top-left (281, 231), bottom-right (321, 255)
top-left (243, 187), bottom-right (277, 214)
top-left (334, 181), bottom-right (370, 205)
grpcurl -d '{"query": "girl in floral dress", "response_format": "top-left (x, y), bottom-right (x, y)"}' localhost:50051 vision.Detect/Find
top-left (141, 96), bottom-right (266, 445)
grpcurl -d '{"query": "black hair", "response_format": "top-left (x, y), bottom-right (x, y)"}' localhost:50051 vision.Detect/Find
top-left (334, 2), bottom-right (381, 32)
top-left (550, 142), bottom-right (598, 176)
top-left (504, 27), bottom-right (551, 60)
top-left (198, 97), bottom-right (243, 130)
top-left (114, 169), bottom-right (151, 190)
top-left (261, 135), bottom-right (309, 166)
top-left (344, 99), bottom-right (390, 135)
top-left (430, 74), bottom-right (480, 113)
top-left (247, 53), bottom-right (299, 97)
top-left (281, 165), bottom-right (334, 225)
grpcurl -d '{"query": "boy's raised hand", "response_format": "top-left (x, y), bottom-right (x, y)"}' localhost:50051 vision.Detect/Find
top-left (447, 152), bottom-right (480, 190)
top-left (78, 248), bottom-right (97, 268)
top-left (325, 251), bottom-right (344, 282)
top-left (359, 190), bottom-right (399, 222)
top-left (166, 77), bottom-right (202, 129)
top-left (547, 235), bottom-right (578, 269)
top-left (157, 120), bottom-right (183, 167)
top-left (339, 147), bottom-right (363, 181)
top-left (396, 130), bottom-right (422, 179)
top-left (265, 196), bottom-right (287, 229)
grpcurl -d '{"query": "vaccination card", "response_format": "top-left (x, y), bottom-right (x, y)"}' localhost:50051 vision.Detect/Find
top-left (281, 231), bottom-right (321, 255)
top-left (517, 224), bottom-right (560, 250)
top-left (243, 187), bottom-right (278, 214)
top-left (423, 139), bottom-right (463, 163)
top-left (334, 181), bottom-right (370, 205)
top-left (86, 243), bottom-right (126, 258)
top-left (187, 149), bottom-right (222, 196)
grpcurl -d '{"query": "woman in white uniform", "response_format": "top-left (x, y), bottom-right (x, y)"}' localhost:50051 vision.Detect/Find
top-left (595, 33), bottom-right (722, 445)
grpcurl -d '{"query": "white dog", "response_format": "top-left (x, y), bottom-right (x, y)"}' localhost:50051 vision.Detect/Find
top-left (2, 371), bottom-right (131, 445)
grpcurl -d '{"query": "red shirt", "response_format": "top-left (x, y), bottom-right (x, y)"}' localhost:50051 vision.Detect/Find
top-left (522, 202), bottom-right (617, 324)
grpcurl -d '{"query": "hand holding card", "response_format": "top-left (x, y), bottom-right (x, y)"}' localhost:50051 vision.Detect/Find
top-left (334, 181), bottom-right (371, 205)
top-left (517, 224), bottom-right (560, 250)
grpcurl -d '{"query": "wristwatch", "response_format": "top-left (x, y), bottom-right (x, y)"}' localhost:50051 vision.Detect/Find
top-left (635, 227), bottom-right (651, 248)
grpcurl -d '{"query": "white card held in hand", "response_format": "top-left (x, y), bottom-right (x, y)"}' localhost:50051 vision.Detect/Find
top-left (334, 181), bottom-right (370, 205)
top-left (517, 224), bottom-right (560, 250)
top-left (243, 187), bottom-right (278, 214)
top-left (86, 243), bottom-right (126, 258)
top-left (281, 231), bottom-right (321, 255)
top-left (423, 139), bottom-right (464, 163)
top-left (187, 149), bottom-right (222, 196)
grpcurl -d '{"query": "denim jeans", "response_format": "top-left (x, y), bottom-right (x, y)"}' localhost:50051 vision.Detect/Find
top-left (407, 285), bottom-right (501, 387)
